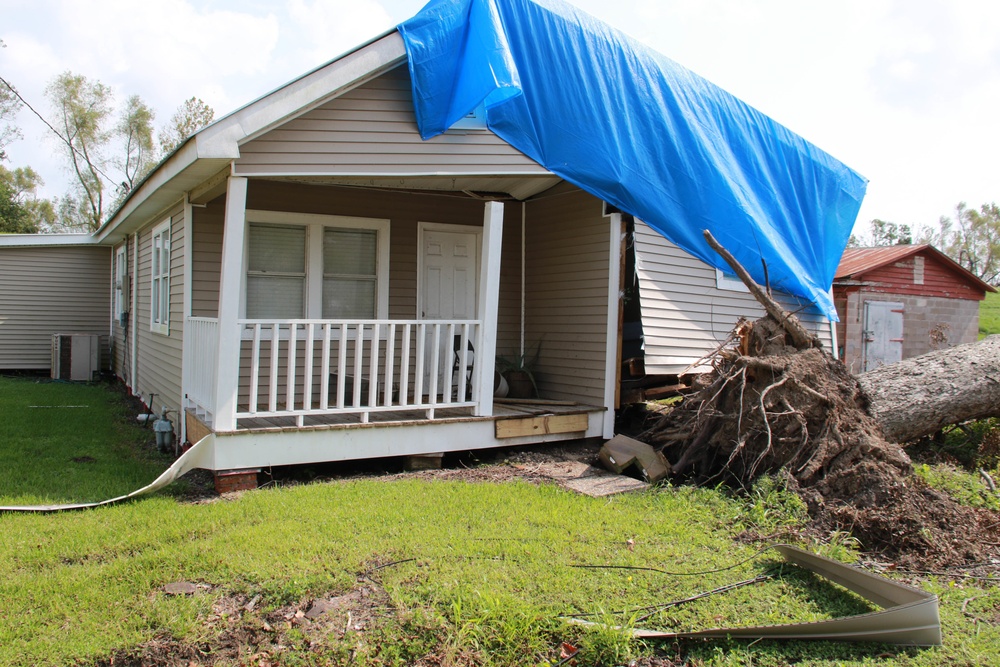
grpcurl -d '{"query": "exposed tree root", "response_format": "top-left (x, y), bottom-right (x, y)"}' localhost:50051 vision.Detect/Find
top-left (640, 316), bottom-right (1000, 569)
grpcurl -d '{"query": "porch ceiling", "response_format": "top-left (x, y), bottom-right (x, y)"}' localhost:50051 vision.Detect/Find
top-left (258, 174), bottom-right (564, 201)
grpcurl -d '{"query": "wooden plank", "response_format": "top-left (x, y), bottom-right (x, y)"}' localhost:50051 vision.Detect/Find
top-left (495, 413), bottom-right (589, 439)
top-left (642, 383), bottom-right (690, 400)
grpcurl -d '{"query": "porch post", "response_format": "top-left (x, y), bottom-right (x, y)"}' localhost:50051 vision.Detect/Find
top-left (474, 201), bottom-right (504, 416)
top-left (212, 175), bottom-right (248, 431)
top-left (603, 213), bottom-right (625, 438)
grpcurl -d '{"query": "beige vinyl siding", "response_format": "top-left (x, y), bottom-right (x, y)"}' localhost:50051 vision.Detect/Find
top-left (634, 222), bottom-right (832, 374)
top-left (496, 204), bottom-right (524, 356)
top-left (191, 203), bottom-right (224, 317)
top-left (0, 245), bottom-right (111, 370)
top-left (234, 66), bottom-right (545, 177)
top-left (134, 205), bottom-right (185, 415)
top-left (521, 188), bottom-right (610, 404)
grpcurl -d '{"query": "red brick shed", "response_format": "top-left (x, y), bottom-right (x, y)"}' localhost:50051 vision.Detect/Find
top-left (833, 245), bottom-right (995, 372)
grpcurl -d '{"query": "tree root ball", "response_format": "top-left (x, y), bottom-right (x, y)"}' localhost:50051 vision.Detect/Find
top-left (640, 317), bottom-right (1000, 569)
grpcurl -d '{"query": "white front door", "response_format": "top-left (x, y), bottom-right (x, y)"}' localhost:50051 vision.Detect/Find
top-left (862, 300), bottom-right (904, 371)
top-left (419, 224), bottom-right (481, 394)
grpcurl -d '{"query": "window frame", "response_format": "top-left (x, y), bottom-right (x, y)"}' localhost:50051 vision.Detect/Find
top-left (241, 210), bottom-right (390, 329)
top-left (150, 219), bottom-right (171, 335)
top-left (715, 267), bottom-right (749, 293)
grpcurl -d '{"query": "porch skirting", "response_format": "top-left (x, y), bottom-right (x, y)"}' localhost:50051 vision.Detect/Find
top-left (186, 403), bottom-right (605, 471)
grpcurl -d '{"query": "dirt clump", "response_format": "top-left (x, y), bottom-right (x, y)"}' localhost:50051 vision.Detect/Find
top-left (640, 316), bottom-right (1000, 570)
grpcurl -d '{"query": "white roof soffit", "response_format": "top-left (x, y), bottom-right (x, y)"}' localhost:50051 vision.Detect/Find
top-left (96, 31), bottom-right (407, 243)
top-left (0, 233), bottom-right (101, 248)
top-left (263, 175), bottom-right (564, 201)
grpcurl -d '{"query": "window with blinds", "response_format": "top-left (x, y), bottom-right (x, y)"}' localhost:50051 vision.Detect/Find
top-left (323, 227), bottom-right (377, 318)
top-left (246, 223), bottom-right (306, 319)
top-left (242, 212), bottom-right (389, 323)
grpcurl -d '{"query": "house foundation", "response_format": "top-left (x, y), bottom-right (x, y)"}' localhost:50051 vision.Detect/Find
top-left (214, 469), bottom-right (260, 494)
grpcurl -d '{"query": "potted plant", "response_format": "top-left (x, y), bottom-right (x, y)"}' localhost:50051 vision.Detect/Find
top-left (495, 344), bottom-right (540, 399)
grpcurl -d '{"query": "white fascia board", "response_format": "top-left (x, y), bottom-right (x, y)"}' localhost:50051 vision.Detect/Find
top-left (0, 233), bottom-right (100, 247)
top-left (196, 32), bottom-right (407, 158)
top-left (95, 139), bottom-right (204, 243)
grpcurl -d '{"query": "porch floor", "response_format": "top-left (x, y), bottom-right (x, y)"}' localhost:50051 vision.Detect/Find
top-left (228, 400), bottom-right (604, 434)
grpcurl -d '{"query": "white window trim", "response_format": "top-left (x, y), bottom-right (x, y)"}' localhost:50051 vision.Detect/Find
top-left (241, 210), bottom-right (390, 336)
top-left (715, 267), bottom-right (749, 293)
top-left (114, 245), bottom-right (127, 324)
top-left (150, 219), bottom-right (171, 335)
top-left (450, 102), bottom-right (488, 132)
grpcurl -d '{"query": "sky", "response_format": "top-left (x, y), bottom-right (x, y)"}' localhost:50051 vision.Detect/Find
top-left (2, 0), bottom-right (999, 238)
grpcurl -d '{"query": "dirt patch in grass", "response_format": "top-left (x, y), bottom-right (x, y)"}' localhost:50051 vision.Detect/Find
top-left (93, 579), bottom-right (397, 666)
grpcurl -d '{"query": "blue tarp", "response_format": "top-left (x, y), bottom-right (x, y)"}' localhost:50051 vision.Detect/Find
top-left (398, 0), bottom-right (867, 320)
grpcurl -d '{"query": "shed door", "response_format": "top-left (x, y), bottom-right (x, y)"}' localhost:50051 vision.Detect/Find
top-left (862, 301), bottom-right (904, 371)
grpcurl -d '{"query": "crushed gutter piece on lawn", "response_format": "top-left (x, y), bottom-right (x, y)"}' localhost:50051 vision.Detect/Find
top-left (567, 545), bottom-right (941, 646)
top-left (0, 433), bottom-right (216, 513)
top-left (598, 434), bottom-right (670, 483)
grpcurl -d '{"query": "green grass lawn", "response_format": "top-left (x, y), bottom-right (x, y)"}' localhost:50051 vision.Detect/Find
top-left (1, 377), bottom-right (999, 666)
top-left (981, 290), bottom-right (1000, 337)
top-left (0, 376), bottom-right (182, 505)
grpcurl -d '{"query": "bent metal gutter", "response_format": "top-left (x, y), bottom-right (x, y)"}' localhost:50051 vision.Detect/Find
top-left (569, 544), bottom-right (942, 646)
top-left (0, 434), bottom-right (216, 514)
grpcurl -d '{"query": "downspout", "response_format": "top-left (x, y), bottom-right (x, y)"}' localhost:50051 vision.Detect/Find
top-left (180, 194), bottom-right (193, 448)
top-left (130, 232), bottom-right (138, 391)
top-left (109, 248), bottom-right (115, 372)
top-left (828, 288), bottom-right (840, 360)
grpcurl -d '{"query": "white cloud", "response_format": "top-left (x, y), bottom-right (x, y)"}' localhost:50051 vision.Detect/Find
top-left (286, 0), bottom-right (395, 68)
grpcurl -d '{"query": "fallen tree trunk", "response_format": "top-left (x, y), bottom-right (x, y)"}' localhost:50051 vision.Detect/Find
top-left (858, 335), bottom-right (1000, 444)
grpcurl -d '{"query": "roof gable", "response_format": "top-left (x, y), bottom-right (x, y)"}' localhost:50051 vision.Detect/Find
top-left (835, 245), bottom-right (995, 294)
top-left (233, 65), bottom-right (554, 198)
top-left (97, 32), bottom-right (407, 241)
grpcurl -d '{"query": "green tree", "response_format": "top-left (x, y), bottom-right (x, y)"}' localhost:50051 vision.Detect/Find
top-left (848, 219), bottom-right (912, 248)
top-left (115, 94), bottom-right (156, 194)
top-left (0, 165), bottom-right (55, 233)
top-left (928, 202), bottom-right (1000, 285)
top-left (158, 96), bottom-right (214, 155)
top-left (45, 72), bottom-right (113, 231)
top-left (0, 40), bottom-right (23, 162)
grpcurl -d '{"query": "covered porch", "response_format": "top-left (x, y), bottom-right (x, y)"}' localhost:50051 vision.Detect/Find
top-left (180, 176), bottom-right (620, 464)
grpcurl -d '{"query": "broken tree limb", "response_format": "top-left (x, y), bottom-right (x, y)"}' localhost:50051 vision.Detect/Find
top-left (858, 335), bottom-right (1000, 444)
top-left (703, 230), bottom-right (819, 350)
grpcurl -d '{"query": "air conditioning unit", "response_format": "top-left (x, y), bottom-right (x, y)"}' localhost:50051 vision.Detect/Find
top-left (51, 333), bottom-right (101, 382)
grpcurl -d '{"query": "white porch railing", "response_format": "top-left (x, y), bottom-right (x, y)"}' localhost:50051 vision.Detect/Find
top-left (235, 319), bottom-right (482, 426)
top-left (184, 317), bottom-right (219, 420)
